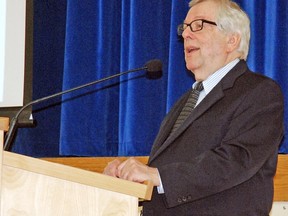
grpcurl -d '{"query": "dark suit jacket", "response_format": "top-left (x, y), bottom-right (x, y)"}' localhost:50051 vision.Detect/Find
top-left (142, 61), bottom-right (284, 216)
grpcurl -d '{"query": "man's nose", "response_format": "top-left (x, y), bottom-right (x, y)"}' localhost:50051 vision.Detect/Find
top-left (182, 27), bottom-right (193, 39)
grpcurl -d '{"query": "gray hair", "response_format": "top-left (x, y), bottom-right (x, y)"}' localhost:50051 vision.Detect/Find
top-left (189, 0), bottom-right (250, 60)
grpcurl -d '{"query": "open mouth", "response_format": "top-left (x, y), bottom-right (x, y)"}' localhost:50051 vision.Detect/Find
top-left (186, 46), bottom-right (200, 54)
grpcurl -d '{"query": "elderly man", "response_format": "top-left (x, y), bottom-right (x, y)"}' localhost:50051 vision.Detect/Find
top-left (104, 0), bottom-right (284, 215)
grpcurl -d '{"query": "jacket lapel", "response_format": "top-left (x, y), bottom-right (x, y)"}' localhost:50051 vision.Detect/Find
top-left (149, 60), bottom-right (248, 163)
top-left (149, 92), bottom-right (190, 158)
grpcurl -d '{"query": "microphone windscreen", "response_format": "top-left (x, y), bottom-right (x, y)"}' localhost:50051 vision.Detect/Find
top-left (145, 59), bottom-right (163, 79)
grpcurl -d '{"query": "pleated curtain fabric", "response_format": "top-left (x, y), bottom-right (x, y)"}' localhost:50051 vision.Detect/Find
top-left (12, 1), bottom-right (288, 157)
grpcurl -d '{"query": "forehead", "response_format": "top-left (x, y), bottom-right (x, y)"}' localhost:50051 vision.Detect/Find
top-left (185, 1), bottom-right (219, 21)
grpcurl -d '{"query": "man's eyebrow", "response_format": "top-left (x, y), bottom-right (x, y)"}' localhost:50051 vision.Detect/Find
top-left (183, 16), bottom-right (207, 22)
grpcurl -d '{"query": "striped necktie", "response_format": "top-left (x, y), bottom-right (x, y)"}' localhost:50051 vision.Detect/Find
top-left (170, 82), bottom-right (203, 134)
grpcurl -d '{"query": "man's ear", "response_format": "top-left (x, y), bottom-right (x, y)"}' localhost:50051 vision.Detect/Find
top-left (227, 33), bottom-right (241, 52)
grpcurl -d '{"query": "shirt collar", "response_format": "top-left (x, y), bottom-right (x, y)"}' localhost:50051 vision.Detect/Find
top-left (193, 58), bottom-right (240, 95)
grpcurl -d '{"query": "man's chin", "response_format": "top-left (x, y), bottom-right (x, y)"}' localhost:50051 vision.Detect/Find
top-left (185, 63), bottom-right (198, 72)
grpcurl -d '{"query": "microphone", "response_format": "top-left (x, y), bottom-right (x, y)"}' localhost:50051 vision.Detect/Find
top-left (145, 59), bottom-right (162, 79)
top-left (4, 59), bottom-right (163, 151)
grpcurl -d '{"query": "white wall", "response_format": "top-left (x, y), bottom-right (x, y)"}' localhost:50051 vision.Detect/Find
top-left (0, 0), bottom-right (26, 107)
top-left (270, 202), bottom-right (288, 216)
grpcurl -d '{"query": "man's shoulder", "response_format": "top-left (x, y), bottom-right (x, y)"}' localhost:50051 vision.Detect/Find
top-left (238, 70), bottom-right (281, 91)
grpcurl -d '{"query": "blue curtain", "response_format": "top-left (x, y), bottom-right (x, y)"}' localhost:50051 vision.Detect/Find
top-left (13, 0), bottom-right (288, 157)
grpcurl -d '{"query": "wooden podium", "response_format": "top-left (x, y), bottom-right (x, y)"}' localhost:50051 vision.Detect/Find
top-left (0, 130), bottom-right (153, 215)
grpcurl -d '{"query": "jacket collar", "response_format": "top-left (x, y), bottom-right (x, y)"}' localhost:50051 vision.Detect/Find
top-left (149, 60), bottom-right (248, 163)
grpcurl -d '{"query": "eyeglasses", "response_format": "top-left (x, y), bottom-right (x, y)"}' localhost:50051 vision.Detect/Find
top-left (177, 19), bottom-right (217, 36)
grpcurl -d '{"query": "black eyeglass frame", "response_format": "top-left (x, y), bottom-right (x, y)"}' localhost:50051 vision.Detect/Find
top-left (177, 19), bottom-right (217, 36)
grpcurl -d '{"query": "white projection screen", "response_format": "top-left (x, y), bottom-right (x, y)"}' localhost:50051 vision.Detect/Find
top-left (0, 0), bottom-right (33, 125)
top-left (0, 0), bottom-right (26, 107)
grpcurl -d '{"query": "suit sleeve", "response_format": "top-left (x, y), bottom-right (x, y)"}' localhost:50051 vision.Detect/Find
top-left (157, 78), bottom-right (284, 208)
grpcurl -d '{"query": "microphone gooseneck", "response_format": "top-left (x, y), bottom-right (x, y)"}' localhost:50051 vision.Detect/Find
top-left (3, 59), bottom-right (163, 151)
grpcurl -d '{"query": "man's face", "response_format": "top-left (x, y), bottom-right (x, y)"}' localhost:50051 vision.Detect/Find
top-left (182, 1), bottom-right (230, 81)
